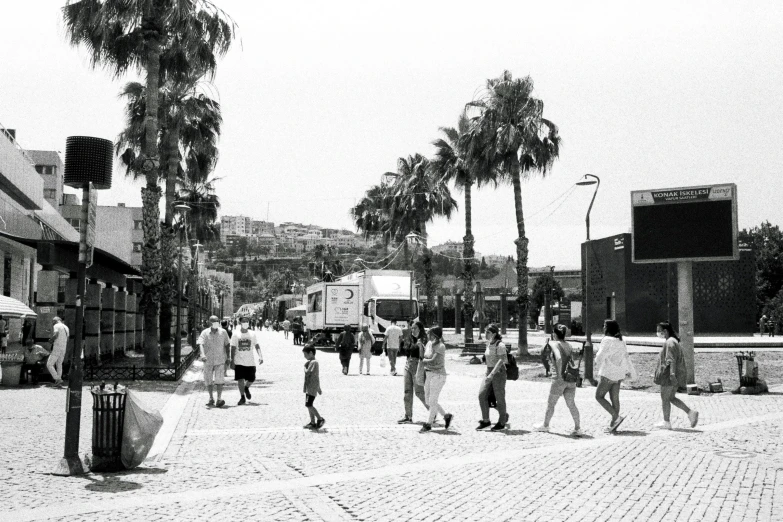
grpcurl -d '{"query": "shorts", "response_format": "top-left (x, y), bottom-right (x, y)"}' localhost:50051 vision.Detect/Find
top-left (204, 363), bottom-right (226, 385)
top-left (305, 394), bottom-right (316, 407)
top-left (234, 364), bottom-right (256, 382)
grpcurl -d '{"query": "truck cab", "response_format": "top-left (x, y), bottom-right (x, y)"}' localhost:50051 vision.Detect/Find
top-left (363, 297), bottom-right (419, 344)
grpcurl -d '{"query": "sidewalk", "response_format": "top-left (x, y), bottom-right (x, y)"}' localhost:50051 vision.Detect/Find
top-left (2, 330), bottom-right (782, 521)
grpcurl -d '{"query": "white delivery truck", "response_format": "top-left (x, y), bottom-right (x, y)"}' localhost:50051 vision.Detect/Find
top-left (339, 269), bottom-right (419, 348)
top-left (305, 269), bottom-right (419, 348)
top-left (305, 281), bottom-right (362, 343)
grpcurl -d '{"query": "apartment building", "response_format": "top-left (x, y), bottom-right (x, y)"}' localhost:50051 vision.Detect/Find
top-left (27, 150), bottom-right (64, 210)
top-left (251, 220), bottom-right (275, 236)
top-left (221, 215), bottom-right (252, 237)
top-left (60, 202), bottom-right (143, 269)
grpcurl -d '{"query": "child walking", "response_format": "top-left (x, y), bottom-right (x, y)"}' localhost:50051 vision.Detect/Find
top-left (303, 344), bottom-right (325, 430)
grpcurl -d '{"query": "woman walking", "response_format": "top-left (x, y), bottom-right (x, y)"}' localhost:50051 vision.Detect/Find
top-left (476, 323), bottom-right (508, 431)
top-left (595, 319), bottom-right (635, 432)
top-left (397, 320), bottom-right (428, 424)
top-left (655, 321), bottom-right (699, 429)
top-left (358, 325), bottom-right (374, 375)
top-left (420, 325), bottom-right (453, 433)
top-left (336, 324), bottom-right (355, 375)
top-left (533, 324), bottom-right (582, 437)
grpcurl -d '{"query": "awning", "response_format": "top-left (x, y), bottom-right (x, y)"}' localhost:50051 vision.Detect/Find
top-left (0, 295), bottom-right (37, 318)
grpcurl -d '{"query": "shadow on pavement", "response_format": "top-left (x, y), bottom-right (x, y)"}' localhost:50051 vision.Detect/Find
top-left (81, 467), bottom-right (167, 493)
top-left (613, 430), bottom-right (648, 437)
top-left (502, 429), bottom-right (530, 436)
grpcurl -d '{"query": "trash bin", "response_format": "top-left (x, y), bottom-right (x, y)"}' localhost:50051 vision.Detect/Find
top-left (735, 352), bottom-right (758, 387)
top-left (0, 354), bottom-right (24, 386)
top-left (90, 385), bottom-right (127, 472)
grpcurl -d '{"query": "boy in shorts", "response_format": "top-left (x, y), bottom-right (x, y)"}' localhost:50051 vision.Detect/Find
top-left (303, 344), bottom-right (324, 430)
top-left (231, 317), bottom-right (263, 405)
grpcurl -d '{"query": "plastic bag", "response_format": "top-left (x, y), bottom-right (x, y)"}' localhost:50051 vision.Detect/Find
top-left (380, 355), bottom-right (388, 368)
top-left (121, 390), bottom-right (164, 469)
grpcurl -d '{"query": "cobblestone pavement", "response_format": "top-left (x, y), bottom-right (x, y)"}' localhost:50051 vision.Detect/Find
top-left (2, 330), bottom-right (782, 521)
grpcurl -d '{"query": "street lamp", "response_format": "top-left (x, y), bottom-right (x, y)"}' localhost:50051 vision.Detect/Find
top-left (576, 173), bottom-right (600, 385)
top-left (406, 232), bottom-right (422, 324)
top-left (173, 202), bottom-right (190, 370)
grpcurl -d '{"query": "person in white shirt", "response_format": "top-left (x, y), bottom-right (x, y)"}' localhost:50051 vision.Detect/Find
top-left (230, 318), bottom-right (263, 405)
top-left (595, 319), bottom-right (636, 433)
top-left (198, 315), bottom-right (231, 408)
top-left (383, 319), bottom-right (403, 376)
top-left (47, 316), bottom-right (70, 387)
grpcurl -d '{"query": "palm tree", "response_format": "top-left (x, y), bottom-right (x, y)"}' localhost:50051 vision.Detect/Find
top-left (351, 184), bottom-right (394, 248)
top-left (387, 154), bottom-right (457, 324)
top-left (116, 74), bottom-right (222, 361)
top-left (176, 173), bottom-right (221, 243)
top-left (465, 71), bottom-right (561, 355)
top-left (63, 0), bottom-right (234, 364)
top-left (431, 112), bottom-right (497, 342)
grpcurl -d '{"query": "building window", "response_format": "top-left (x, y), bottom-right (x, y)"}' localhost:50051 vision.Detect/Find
top-left (134, 220), bottom-right (143, 230)
top-left (35, 166), bottom-right (44, 174)
top-left (67, 218), bottom-right (80, 230)
top-left (44, 189), bottom-right (57, 199)
top-left (44, 166), bottom-right (54, 175)
top-left (133, 242), bottom-right (143, 253)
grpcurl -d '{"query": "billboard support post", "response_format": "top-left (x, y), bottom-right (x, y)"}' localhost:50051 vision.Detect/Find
top-left (677, 261), bottom-right (695, 384)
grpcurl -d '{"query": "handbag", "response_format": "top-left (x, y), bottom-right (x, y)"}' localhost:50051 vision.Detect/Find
top-left (380, 354), bottom-right (388, 368)
top-left (654, 344), bottom-right (671, 385)
top-left (415, 360), bottom-right (426, 386)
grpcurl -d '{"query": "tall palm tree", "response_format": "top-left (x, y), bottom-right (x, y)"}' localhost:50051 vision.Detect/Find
top-left (176, 173), bottom-right (221, 243)
top-left (431, 112), bottom-right (497, 341)
top-left (116, 74), bottom-right (222, 361)
top-left (465, 71), bottom-right (561, 355)
top-left (387, 154), bottom-right (458, 324)
top-left (63, 0), bottom-right (234, 364)
top-left (351, 184), bottom-right (394, 248)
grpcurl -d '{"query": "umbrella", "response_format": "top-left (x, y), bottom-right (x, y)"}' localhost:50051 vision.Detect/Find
top-left (0, 296), bottom-right (37, 319)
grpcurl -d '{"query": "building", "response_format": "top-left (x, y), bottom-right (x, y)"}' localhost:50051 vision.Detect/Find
top-left (582, 233), bottom-right (755, 335)
top-left (27, 150), bottom-right (64, 210)
top-left (60, 202), bottom-right (143, 269)
top-left (220, 215), bottom-right (252, 238)
top-left (251, 220), bottom-right (275, 236)
top-left (484, 254), bottom-right (512, 267)
top-left (431, 240), bottom-right (463, 255)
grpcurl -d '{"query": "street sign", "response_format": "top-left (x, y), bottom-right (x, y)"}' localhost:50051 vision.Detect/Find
top-left (631, 183), bottom-right (738, 263)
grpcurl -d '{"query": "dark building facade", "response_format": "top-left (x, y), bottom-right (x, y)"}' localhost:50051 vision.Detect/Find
top-left (582, 233), bottom-right (755, 336)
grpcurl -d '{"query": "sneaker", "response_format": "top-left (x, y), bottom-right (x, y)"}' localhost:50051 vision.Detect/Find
top-left (397, 416), bottom-right (413, 424)
top-left (244, 387), bottom-right (252, 400)
top-left (476, 420), bottom-right (492, 430)
top-left (610, 415), bottom-right (625, 433)
top-left (303, 422), bottom-right (315, 429)
top-left (238, 397), bottom-right (246, 406)
top-left (444, 413), bottom-right (454, 430)
top-left (571, 428), bottom-right (584, 438)
top-left (316, 418), bottom-right (325, 429)
top-left (215, 399), bottom-right (225, 408)
top-left (688, 410), bottom-right (699, 428)
top-left (654, 420), bottom-right (672, 430)
top-left (490, 422), bottom-right (506, 431)
top-left (419, 423), bottom-right (432, 432)
top-left (532, 424), bottom-right (550, 432)
top-left (206, 398), bottom-right (215, 407)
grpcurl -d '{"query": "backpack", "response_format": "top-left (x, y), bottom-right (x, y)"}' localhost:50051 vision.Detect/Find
top-left (505, 348), bottom-right (519, 381)
top-left (556, 343), bottom-right (580, 383)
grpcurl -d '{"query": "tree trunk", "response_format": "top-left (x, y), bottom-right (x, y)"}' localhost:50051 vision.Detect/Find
top-left (462, 179), bottom-right (475, 343)
top-left (511, 169), bottom-right (530, 356)
top-left (141, 34), bottom-right (162, 365)
top-left (420, 222), bottom-right (435, 326)
top-left (159, 124), bottom-right (179, 362)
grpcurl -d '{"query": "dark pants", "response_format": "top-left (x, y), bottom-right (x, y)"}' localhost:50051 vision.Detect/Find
top-left (339, 354), bottom-right (352, 374)
top-left (403, 357), bottom-right (427, 418)
top-left (478, 368), bottom-right (507, 422)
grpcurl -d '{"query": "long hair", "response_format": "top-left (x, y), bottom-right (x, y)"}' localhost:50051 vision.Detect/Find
top-left (412, 320), bottom-right (427, 345)
top-left (486, 323), bottom-right (502, 343)
top-left (604, 319), bottom-right (623, 340)
top-left (657, 321), bottom-right (680, 342)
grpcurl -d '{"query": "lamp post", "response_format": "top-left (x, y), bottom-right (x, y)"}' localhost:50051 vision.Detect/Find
top-left (405, 232), bottom-right (422, 323)
top-left (173, 202), bottom-right (190, 370)
top-left (190, 242), bottom-right (203, 347)
top-left (576, 173), bottom-right (600, 385)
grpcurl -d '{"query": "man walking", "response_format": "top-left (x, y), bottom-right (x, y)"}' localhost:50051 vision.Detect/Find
top-left (46, 316), bottom-right (69, 387)
top-left (282, 318), bottom-right (291, 340)
top-left (383, 319), bottom-right (403, 376)
top-left (199, 315), bottom-right (231, 408)
top-left (231, 317), bottom-right (263, 405)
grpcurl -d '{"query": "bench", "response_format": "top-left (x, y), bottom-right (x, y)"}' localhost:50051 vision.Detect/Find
top-left (461, 343), bottom-right (484, 364)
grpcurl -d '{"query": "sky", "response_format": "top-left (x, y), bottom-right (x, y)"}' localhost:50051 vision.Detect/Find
top-left (2, 0), bottom-right (782, 268)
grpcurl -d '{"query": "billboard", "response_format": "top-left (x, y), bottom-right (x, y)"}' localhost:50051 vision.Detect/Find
top-left (631, 183), bottom-right (738, 263)
top-left (324, 284), bottom-right (360, 326)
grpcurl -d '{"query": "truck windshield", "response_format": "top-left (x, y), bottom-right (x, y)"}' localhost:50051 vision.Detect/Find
top-left (376, 299), bottom-right (418, 321)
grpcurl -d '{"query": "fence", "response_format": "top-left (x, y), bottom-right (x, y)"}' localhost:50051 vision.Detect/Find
top-left (84, 348), bottom-right (199, 382)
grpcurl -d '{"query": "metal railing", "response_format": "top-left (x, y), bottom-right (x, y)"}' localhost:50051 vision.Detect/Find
top-left (84, 348), bottom-right (199, 382)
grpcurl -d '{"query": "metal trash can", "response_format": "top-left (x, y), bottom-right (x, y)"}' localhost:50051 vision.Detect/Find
top-left (90, 384), bottom-right (127, 472)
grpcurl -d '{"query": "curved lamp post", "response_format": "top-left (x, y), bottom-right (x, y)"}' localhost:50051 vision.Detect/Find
top-left (173, 202), bottom-right (190, 369)
top-left (576, 174), bottom-right (600, 384)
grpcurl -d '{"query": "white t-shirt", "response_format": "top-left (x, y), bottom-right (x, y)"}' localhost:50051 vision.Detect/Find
top-left (231, 329), bottom-right (260, 367)
top-left (385, 325), bottom-right (403, 349)
top-left (52, 322), bottom-right (69, 353)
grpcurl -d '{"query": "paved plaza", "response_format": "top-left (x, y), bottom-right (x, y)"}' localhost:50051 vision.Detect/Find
top-left (2, 330), bottom-right (783, 522)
